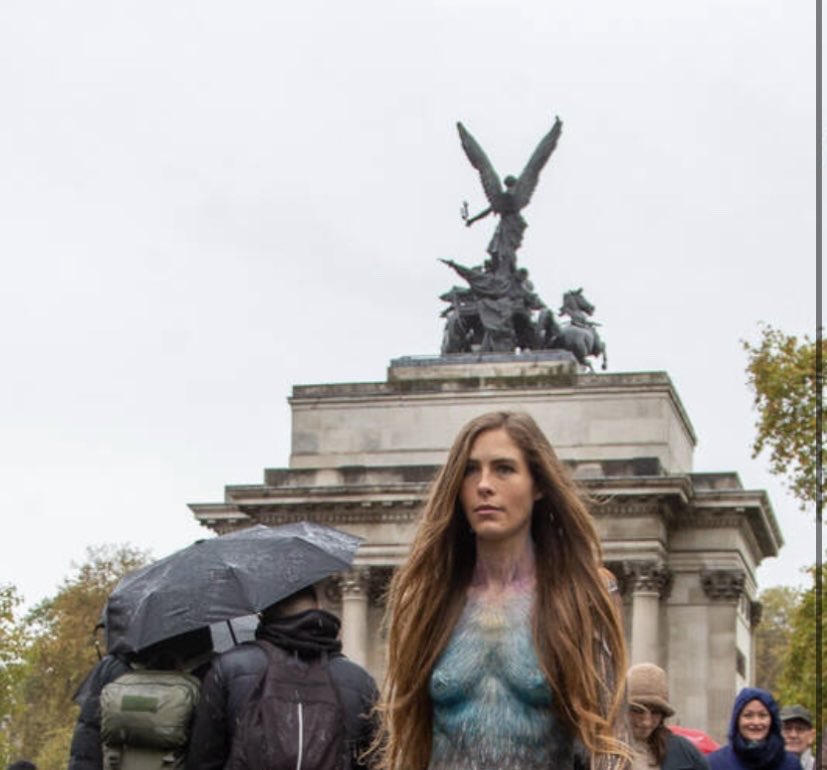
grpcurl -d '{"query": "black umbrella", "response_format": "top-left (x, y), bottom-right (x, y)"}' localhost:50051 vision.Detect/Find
top-left (105, 522), bottom-right (363, 655)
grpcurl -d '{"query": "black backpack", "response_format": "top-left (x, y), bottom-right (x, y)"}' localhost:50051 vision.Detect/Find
top-left (227, 641), bottom-right (347, 770)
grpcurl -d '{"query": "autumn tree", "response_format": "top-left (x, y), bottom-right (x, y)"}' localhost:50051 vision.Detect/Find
top-left (6, 544), bottom-right (148, 770)
top-left (754, 585), bottom-right (801, 694)
top-left (743, 325), bottom-right (824, 509)
top-left (744, 326), bottom-right (822, 720)
top-left (776, 565), bottom-right (825, 725)
top-left (0, 583), bottom-right (32, 765)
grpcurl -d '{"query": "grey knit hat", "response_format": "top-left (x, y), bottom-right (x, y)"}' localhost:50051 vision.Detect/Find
top-left (627, 663), bottom-right (675, 717)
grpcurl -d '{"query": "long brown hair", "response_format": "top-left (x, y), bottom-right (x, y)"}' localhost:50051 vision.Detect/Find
top-left (647, 722), bottom-right (670, 766)
top-left (373, 411), bottom-right (630, 770)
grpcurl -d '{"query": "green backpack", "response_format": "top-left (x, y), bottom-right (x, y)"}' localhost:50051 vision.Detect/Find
top-left (100, 669), bottom-right (201, 770)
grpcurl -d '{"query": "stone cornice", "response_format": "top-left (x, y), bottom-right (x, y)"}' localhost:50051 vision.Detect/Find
top-left (226, 482), bottom-right (429, 505)
top-left (691, 489), bottom-right (781, 556)
top-left (189, 503), bottom-right (251, 532)
top-left (584, 476), bottom-right (694, 500)
top-left (190, 470), bottom-right (781, 566)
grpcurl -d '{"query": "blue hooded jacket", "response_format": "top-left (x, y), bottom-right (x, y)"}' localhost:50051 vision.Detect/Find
top-left (708, 687), bottom-right (800, 770)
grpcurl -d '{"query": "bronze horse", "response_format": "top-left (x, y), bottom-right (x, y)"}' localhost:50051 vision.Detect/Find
top-left (540, 288), bottom-right (607, 371)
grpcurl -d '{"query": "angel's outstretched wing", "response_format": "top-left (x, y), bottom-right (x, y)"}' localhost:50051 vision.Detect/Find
top-left (512, 116), bottom-right (563, 209)
top-left (457, 122), bottom-right (503, 207)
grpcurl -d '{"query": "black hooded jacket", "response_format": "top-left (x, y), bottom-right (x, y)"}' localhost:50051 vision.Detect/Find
top-left (68, 654), bottom-right (132, 770)
top-left (185, 609), bottom-right (378, 770)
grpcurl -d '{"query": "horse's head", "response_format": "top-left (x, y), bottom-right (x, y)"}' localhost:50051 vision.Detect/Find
top-left (561, 288), bottom-right (595, 317)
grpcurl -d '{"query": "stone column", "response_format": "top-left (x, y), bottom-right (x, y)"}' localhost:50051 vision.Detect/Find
top-left (339, 568), bottom-right (370, 667)
top-left (701, 569), bottom-right (746, 742)
top-left (627, 561), bottom-right (670, 665)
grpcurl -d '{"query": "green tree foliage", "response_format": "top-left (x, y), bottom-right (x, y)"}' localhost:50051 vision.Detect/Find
top-left (776, 565), bottom-right (825, 725)
top-left (754, 585), bottom-right (801, 694)
top-left (2, 544), bottom-right (148, 770)
top-left (743, 325), bottom-right (824, 509)
top-left (0, 583), bottom-right (32, 765)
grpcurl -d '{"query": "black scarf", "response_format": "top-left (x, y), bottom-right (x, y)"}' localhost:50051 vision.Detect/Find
top-left (255, 608), bottom-right (342, 659)
top-left (732, 732), bottom-right (787, 769)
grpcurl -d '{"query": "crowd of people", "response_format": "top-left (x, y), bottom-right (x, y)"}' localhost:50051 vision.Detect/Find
top-left (7, 411), bottom-right (820, 770)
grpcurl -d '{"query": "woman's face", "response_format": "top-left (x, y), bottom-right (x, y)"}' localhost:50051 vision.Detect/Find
top-left (629, 704), bottom-right (664, 741)
top-left (738, 699), bottom-right (772, 742)
top-left (460, 428), bottom-right (539, 546)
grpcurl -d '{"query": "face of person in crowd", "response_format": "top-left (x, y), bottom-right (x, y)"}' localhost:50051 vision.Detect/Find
top-left (781, 719), bottom-right (816, 756)
top-left (738, 700), bottom-right (772, 742)
top-left (460, 428), bottom-right (540, 546)
top-left (629, 704), bottom-right (664, 741)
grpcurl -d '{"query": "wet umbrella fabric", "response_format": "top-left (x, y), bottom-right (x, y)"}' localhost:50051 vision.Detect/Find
top-left (105, 522), bottom-right (362, 655)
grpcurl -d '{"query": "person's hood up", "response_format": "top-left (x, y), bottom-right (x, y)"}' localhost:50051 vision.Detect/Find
top-left (255, 608), bottom-right (342, 658)
top-left (728, 687), bottom-right (783, 743)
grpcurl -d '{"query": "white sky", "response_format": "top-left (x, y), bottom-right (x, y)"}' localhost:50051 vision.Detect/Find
top-left (0, 0), bottom-right (819, 610)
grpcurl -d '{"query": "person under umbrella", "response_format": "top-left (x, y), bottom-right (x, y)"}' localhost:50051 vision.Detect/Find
top-left (69, 521), bottom-right (363, 770)
top-left (185, 584), bottom-right (378, 770)
top-left (68, 626), bottom-right (213, 770)
top-left (626, 663), bottom-right (709, 770)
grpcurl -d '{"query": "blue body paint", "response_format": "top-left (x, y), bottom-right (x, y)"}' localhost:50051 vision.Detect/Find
top-left (428, 590), bottom-right (571, 769)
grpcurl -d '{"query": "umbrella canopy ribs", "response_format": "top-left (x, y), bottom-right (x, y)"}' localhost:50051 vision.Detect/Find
top-left (104, 522), bottom-right (363, 655)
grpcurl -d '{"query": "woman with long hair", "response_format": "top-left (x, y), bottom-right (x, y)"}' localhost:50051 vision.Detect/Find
top-left (374, 411), bottom-right (630, 770)
top-left (626, 663), bottom-right (709, 770)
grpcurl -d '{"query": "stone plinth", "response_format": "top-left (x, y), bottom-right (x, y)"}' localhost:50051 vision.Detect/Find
top-left (289, 361), bottom-right (697, 475)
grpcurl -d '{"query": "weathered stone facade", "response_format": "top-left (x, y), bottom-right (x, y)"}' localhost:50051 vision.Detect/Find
top-left (189, 354), bottom-right (782, 742)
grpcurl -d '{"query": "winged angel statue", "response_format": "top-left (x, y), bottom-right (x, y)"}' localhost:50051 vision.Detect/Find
top-left (439, 115), bottom-right (607, 369)
top-left (458, 116), bottom-right (562, 273)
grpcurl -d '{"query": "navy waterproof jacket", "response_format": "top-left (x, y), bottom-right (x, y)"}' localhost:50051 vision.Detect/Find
top-left (707, 687), bottom-right (800, 770)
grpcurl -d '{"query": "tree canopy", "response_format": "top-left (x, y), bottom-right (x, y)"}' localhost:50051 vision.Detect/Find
top-left (775, 565), bottom-right (825, 725)
top-left (0, 544), bottom-right (148, 769)
top-left (743, 325), bottom-right (821, 724)
top-left (743, 325), bottom-right (824, 509)
top-left (754, 585), bottom-right (802, 695)
top-left (0, 583), bottom-right (31, 765)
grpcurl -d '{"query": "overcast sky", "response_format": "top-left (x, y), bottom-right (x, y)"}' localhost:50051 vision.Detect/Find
top-left (0, 0), bottom-right (818, 610)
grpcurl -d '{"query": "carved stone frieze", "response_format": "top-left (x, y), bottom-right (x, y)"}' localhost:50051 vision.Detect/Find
top-left (250, 509), bottom-right (421, 526)
top-left (700, 569), bottom-right (745, 601)
top-left (589, 499), bottom-right (666, 518)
